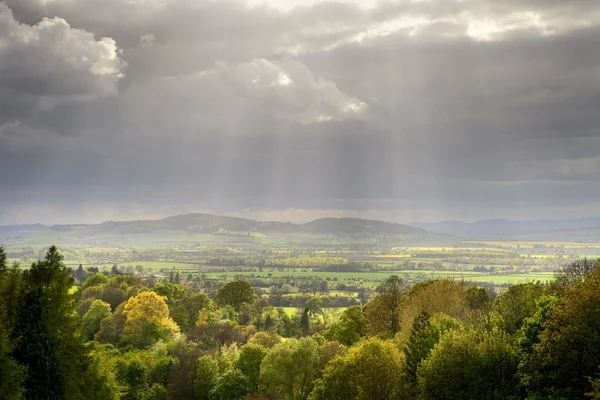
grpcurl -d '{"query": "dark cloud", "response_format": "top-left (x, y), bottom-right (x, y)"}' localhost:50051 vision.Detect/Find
top-left (0, 0), bottom-right (599, 224)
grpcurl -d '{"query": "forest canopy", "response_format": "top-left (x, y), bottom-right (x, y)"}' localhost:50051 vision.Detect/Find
top-left (1, 246), bottom-right (600, 399)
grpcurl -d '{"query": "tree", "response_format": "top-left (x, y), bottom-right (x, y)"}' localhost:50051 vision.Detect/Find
top-left (310, 337), bottom-right (406, 400)
top-left (0, 247), bottom-right (26, 400)
top-left (121, 291), bottom-right (180, 347)
top-left (554, 257), bottom-right (598, 289)
top-left (235, 343), bottom-right (267, 392)
top-left (403, 312), bottom-right (459, 397)
top-left (123, 359), bottom-right (150, 400)
top-left (323, 305), bottom-right (365, 346)
top-left (153, 284), bottom-right (209, 332)
top-left (260, 337), bottom-right (320, 400)
top-left (248, 331), bottom-right (282, 348)
top-left (194, 355), bottom-right (220, 399)
top-left (12, 246), bottom-right (92, 399)
top-left (83, 300), bottom-right (112, 340)
top-left (365, 275), bottom-right (406, 337)
top-left (82, 273), bottom-right (109, 290)
top-left (396, 280), bottom-right (468, 344)
top-left (210, 369), bottom-right (252, 400)
top-left (215, 280), bottom-right (256, 312)
top-left (417, 328), bottom-right (519, 400)
top-left (300, 308), bottom-right (310, 336)
top-left (73, 264), bottom-right (86, 282)
top-left (520, 265), bottom-right (600, 398)
top-left (491, 282), bottom-right (546, 334)
top-left (95, 302), bottom-right (126, 344)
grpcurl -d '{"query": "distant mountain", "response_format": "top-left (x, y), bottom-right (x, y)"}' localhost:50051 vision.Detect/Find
top-left (412, 218), bottom-right (600, 239)
top-left (1, 213), bottom-right (450, 247)
top-left (48, 213), bottom-right (426, 237)
top-left (302, 217), bottom-right (426, 236)
top-left (0, 223), bottom-right (48, 241)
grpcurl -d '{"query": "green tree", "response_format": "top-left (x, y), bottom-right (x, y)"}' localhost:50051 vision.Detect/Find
top-left (300, 308), bottom-right (310, 336)
top-left (83, 300), bottom-right (112, 340)
top-left (260, 337), bottom-right (320, 400)
top-left (520, 265), bottom-right (600, 398)
top-left (365, 275), bottom-right (406, 338)
top-left (194, 355), bottom-right (220, 399)
top-left (417, 328), bottom-right (519, 400)
top-left (83, 345), bottom-right (123, 400)
top-left (554, 257), bottom-right (598, 289)
top-left (153, 284), bottom-right (209, 332)
top-left (310, 337), bottom-right (406, 400)
top-left (122, 359), bottom-right (150, 400)
top-left (82, 273), bottom-right (109, 290)
top-left (235, 343), bottom-right (267, 392)
top-left (248, 331), bottom-right (282, 349)
top-left (12, 246), bottom-right (92, 399)
top-left (403, 312), bottom-right (459, 397)
top-left (323, 305), bottom-right (365, 346)
top-left (215, 280), bottom-right (256, 312)
top-left (210, 369), bottom-right (252, 400)
top-left (0, 247), bottom-right (26, 400)
top-left (491, 282), bottom-right (546, 334)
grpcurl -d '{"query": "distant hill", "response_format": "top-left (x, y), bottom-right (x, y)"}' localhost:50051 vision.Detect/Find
top-left (302, 217), bottom-right (426, 236)
top-left (412, 218), bottom-right (600, 240)
top-left (0, 223), bottom-right (48, 242)
top-left (49, 213), bottom-right (426, 237)
top-left (2, 213), bottom-right (440, 247)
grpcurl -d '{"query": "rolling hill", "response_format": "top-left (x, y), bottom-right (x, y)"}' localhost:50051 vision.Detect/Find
top-left (2, 213), bottom-right (440, 247)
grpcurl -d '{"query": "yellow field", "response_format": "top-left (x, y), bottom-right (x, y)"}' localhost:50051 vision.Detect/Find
top-left (468, 241), bottom-right (600, 249)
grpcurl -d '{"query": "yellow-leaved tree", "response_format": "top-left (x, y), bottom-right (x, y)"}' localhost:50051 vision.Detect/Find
top-left (121, 291), bottom-right (180, 348)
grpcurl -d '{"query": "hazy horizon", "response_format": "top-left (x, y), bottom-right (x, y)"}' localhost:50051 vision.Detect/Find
top-left (1, 0), bottom-right (599, 225)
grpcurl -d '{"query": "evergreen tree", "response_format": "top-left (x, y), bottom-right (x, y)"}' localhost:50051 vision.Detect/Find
top-left (404, 310), bottom-right (432, 392)
top-left (300, 308), bottom-right (310, 336)
top-left (0, 247), bottom-right (27, 399)
top-left (12, 246), bottom-right (92, 399)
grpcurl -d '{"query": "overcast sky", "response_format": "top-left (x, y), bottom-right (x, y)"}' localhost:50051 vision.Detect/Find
top-left (0, 0), bottom-right (599, 225)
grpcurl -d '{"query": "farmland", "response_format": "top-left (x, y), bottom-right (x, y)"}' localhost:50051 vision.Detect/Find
top-left (4, 228), bottom-right (596, 297)
top-left (3, 213), bottom-right (600, 307)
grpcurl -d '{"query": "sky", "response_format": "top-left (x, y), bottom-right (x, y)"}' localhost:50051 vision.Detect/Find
top-left (0, 0), bottom-right (599, 225)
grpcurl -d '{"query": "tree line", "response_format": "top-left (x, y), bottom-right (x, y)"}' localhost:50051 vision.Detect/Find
top-left (1, 247), bottom-right (600, 399)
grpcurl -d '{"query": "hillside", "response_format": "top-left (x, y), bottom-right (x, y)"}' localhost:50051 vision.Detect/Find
top-left (302, 217), bottom-right (426, 236)
top-left (412, 217), bottom-right (600, 240)
top-left (3, 213), bottom-right (441, 247)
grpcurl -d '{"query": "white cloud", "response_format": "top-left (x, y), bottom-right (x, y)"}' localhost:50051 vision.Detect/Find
top-left (0, 4), bottom-right (125, 98)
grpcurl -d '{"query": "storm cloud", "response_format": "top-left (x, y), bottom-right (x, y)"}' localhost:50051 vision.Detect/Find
top-left (0, 0), bottom-right (599, 224)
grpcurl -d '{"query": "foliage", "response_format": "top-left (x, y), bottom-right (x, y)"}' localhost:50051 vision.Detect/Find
top-left (396, 280), bottom-right (468, 344)
top-left (0, 248), bottom-right (26, 400)
top-left (83, 300), bottom-right (112, 340)
top-left (12, 246), bottom-right (92, 399)
top-left (82, 273), bottom-right (110, 290)
top-left (260, 337), bottom-right (321, 400)
top-left (235, 343), bottom-right (267, 392)
top-left (520, 265), bottom-right (600, 398)
top-left (121, 291), bottom-right (180, 347)
top-left (323, 305), bottom-right (365, 346)
top-left (211, 369), bottom-right (252, 400)
top-left (491, 282), bottom-right (546, 334)
top-left (248, 331), bottom-right (282, 348)
top-left (554, 257), bottom-right (598, 289)
top-left (195, 355), bottom-right (220, 399)
top-left (417, 328), bottom-right (520, 400)
top-left (310, 337), bottom-right (406, 400)
top-left (365, 275), bottom-right (406, 338)
top-left (403, 312), bottom-right (460, 396)
top-left (216, 280), bottom-right (257, 311)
